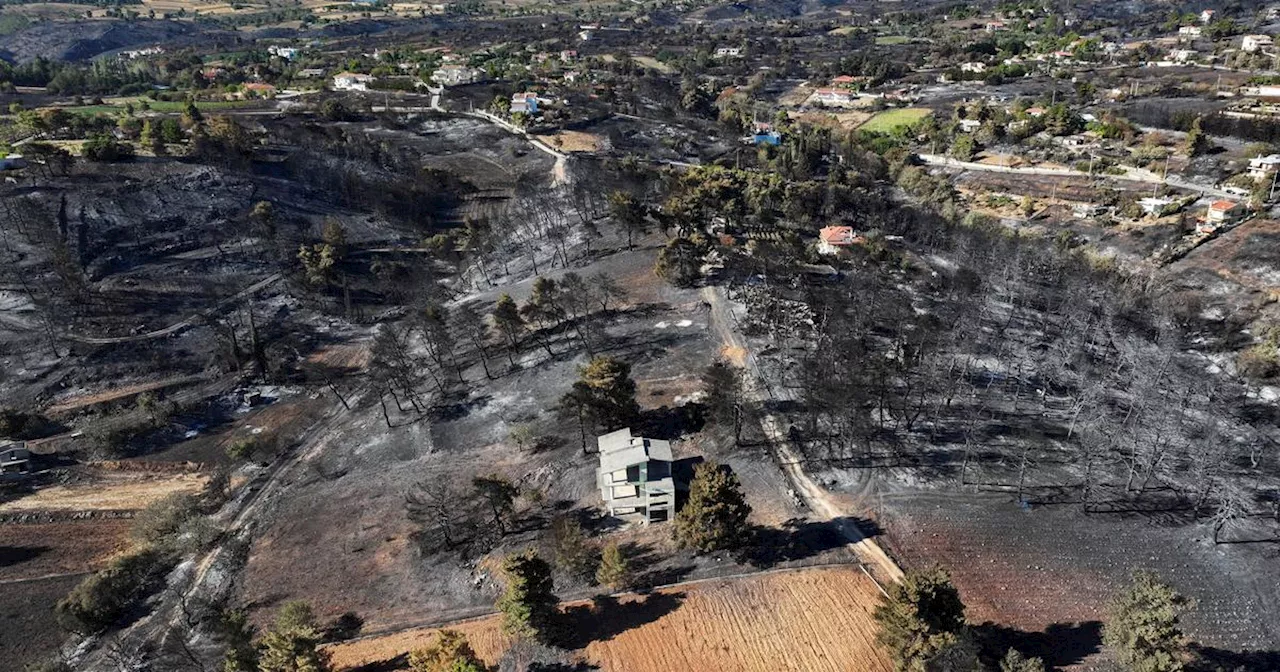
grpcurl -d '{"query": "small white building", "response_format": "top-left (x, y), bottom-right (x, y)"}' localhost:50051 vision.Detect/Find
top-left (1249, 154), bottom-right (1280, 180)
top-left (715, 47), bottom-right (744, 58)
top-left (269, 45), bottom-right (300, 61)
top-left (596, 429), bottom-right (675, 524)
top-left (1200, 9), bottom-right (1216, 23)
top-left (1179, 26), bottom-right (1203, 38)
top-left (960, 62), bottom-right (988, 73)
top-left (813, 88), bottom-right (855, 104)
top-left (1171, 49), bottom-right (1196, 63)
top-left (958, 119), bottom-right (983, 133)
top-left (1139, 196), bottom-right (1175, 216)
top-left (332, 72), bottom-right (374, 91)
top-left (430, 64), bottom-right (486, 86)
top-left (1242, 34), bottom-right (1274, 53)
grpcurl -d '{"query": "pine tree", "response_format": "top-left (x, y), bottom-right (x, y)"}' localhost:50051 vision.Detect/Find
top-left (999, 649), bottom-right (1046, 672)
top-left (496, 550), bottom-right (559, 644)
top-left (872, 568), bottom-right (967, 672)
top-left (1103, 571), bottom-right (1194, 672)
top-left (550, 515), bottom-right (594, 579)
top-left (407, 630), bottom-right (485, 672)
top-left (1184, 117), bottom-right (1212, 158)
top-left (574, 356), bottom-right (640, 431)
top-left (673, 461), bottom-right (752, 552)
top-left (257, 602), bottom-right (329, 672)
top-left (490, 294), bottom-right (526, 366)
top-left (595, 541), bottom-right (631, 591)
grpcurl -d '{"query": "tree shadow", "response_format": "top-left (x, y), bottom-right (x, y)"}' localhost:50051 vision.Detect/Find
top-left (1189, 644), bottom-right (1280, 672)
top-left (974, 620), bottom-right (1103, 669)
top-left (347, 653), bottom-right (408, 672)
top-left (558, 591), bottom-right (686, 649)
top-left (636, 403), bottom-right (704, 441)
top-left (0, 545), bottom-right (49, 568)
top-left (737, 516), bottom-right (874, 567)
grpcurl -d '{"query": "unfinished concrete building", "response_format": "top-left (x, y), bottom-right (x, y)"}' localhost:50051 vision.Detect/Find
top-left (596, 428), bottom-right (674, 524)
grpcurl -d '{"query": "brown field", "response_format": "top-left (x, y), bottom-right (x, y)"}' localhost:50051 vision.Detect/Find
top-left (325, 566), bottom-right (892, 672)
top-left (0, 471), bottom-right (206, 513)
top-left (43, 375), bottom-right (204, 415)
top-left (0, 519), bottom-right (131, 581)
top-left (535, 131), bottom-right (606, 153)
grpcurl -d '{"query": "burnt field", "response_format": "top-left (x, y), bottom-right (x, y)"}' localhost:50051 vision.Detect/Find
top-left (876, 488), bottom-right (1280, 669)
top-left (724, 170), bottom-right (1280, 665)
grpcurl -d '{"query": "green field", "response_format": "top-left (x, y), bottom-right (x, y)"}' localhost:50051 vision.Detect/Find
top-left (874, 35), bottom-right (910, 45)
top-left (62, 99), bottom-right (255, 116)
top-left (858, 107), bottom-right (931, 134)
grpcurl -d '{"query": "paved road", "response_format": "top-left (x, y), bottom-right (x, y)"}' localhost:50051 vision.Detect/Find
top-left (701, 286), bottom-right (904, 588)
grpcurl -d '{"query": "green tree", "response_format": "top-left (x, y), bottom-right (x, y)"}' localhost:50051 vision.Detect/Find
top-left (550, 515), bottom-right (594, 579)
top-left (654, 236), bottom-right (704, 287)
top-left (673, 461), bottom-right (752, 552)
top-left (1184, 117), bottom-right (1212, 158)
top-left (608, 191), bottom-right (649, 250)
top-left (595, 541), bottom-right (631, 591)
top-left (563, 356), bottom-right (640, 435)
top-left (950, 134), bottom-right (977, 161)
top-left (999, 649), bottom-right (1046, 672)
top-left (490, 294), bottom-right (526, 366)
top-left (217, 608), bottom-right (259, 672)
top-left (297, 243), bottom-right (337, 287)
top-left (496, 550), bottom-right (559, 644)
top-left (82, 134), bottom-right (134, 162)
top-left (872, 568), bottom-right (967, 672)
top-left (407, 629), bottom-right (485, 672)
top-left (1103, 571), bottom-right (1194, 672)
top-left (258, 601), bottom-right (329, 672)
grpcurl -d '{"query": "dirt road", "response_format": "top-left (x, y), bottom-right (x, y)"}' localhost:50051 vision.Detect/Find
top-left (701, 286), bottom-right (904, 587)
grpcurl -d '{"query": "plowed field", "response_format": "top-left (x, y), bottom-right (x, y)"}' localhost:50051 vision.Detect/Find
top-left (325, 565), bottom-right (892, 672)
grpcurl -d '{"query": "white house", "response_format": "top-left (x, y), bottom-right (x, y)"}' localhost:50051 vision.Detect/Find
top-left (1200, 9), bottom-right (1216, 23)
top-left (510, 92), bottom-right (539, 115)
top-left (596, 429), bottom-right (675, 524)
top-left (714, 47), bottom-right (744, 58)
top-left (1249, 154), bottom-right (1280, 179)
top-left (1242, 34), bottom-right (1274, 52)
top-left (332, 72), bottom-right (374, 91)
top-left (1139, 196), bottom-right (1176, 216)
top-left (431, 64), bottom-right (485, 86)
top-left (1179, 26), bottom-right (1203, 38)
top-left (1207, 199), bottom-right (1246, 224)
top-left (1171, 49), bottom-right (1196, 63)
top-left (817, 226), bottom-right (858, 255)
top-left (813, 88), bottom-right (855, 104)
top-left (960, 62), bottom-right (988, 73)
top-left (958, 119), bottom-right (983, 133)
top-left (1242, 85), bottom-right (1280, 98)
top-left (269, 45), bottom-right (300, 61)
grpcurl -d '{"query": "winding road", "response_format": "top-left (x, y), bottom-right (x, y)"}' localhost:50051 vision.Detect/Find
top-left (701, 286), bottom-right (904, 588)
